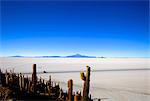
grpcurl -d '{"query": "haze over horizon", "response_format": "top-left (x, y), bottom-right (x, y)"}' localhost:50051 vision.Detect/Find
top-left (1, 53), bottom-right (150, 58)
top-left (1, 0), bottom-right (149, 57)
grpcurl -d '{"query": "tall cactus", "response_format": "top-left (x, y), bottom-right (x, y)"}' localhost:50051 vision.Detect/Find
top-left (32, 64), bottom-right (37, 93)
top-left (68, 79), bottom-right (73, 101)
top-left (80, 66), bottom-right (91, 101)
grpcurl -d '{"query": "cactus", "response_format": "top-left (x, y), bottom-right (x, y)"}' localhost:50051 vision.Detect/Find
top-left (68, 79), bottom-right (73, 101)
top-left (81, 66), bottom-right (91, 101)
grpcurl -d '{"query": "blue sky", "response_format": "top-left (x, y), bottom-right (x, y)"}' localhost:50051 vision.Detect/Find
top-left (1, 0), bottom-right (149, 57)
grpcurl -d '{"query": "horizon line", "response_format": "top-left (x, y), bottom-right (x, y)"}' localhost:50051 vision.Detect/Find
top-left (0, 56), bottom-right (150, 58)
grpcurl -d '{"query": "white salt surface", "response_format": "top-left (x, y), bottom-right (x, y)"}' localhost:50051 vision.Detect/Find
top-left (0, 57), bottom-right (150, 101)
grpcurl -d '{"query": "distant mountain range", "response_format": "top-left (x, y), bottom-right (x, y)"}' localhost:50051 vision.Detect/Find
top-left (66, 54), bottom-right (96, 58)
top-left (11, 54), bottom-right (106, 58)
top-left (11, 55), bottom-right (24, 57)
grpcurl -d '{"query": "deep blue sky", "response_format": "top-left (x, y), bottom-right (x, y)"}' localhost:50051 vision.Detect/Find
top-left (1, 0), bottom-right (149, 57)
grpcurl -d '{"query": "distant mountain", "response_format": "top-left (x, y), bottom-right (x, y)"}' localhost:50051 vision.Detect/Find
top-left (11, 55), bottom-right (24, 57)
top-left (66, 54), bottom-right (96, 58)
top-left (98, 56), bottom-right (106, 58)
top-left (40, 56), bottom-right (61, 58)
top-left (10, 54), bottom-right (100, 58)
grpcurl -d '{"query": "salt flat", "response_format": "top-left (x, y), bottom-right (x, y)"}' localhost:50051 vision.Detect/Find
top-left (0, 57), bottom-right (150, 101)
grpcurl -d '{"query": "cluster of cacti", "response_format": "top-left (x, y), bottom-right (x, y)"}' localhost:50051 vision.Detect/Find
top-left (0, 64), bottom-right (100, 101)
